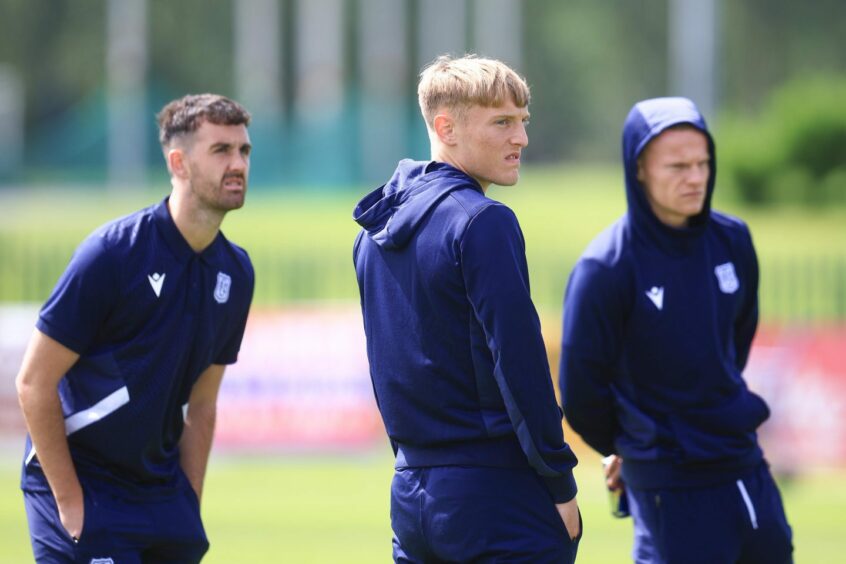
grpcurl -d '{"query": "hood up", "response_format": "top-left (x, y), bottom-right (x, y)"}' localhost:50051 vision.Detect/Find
top-left (353, 159), bottom-right (482, 250)
top-left (622, 97), bottom-right (716, 253)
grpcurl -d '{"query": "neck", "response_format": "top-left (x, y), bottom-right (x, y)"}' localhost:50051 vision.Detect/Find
top-left (655, 211), bottom-right (690, 229)
top-left (168, 184), bottom-right (225, 252)
top-left (430, 147), bottom-right (489, 193)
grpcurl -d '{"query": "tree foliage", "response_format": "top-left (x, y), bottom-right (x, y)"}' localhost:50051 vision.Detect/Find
top-left (0, 0), bottom-right (844, 193)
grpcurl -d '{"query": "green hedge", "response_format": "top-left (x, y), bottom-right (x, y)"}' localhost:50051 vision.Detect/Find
top-left (718, 75), bottom-right (846, 206)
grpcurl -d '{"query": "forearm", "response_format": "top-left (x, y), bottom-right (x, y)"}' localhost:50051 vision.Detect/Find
top-left (461, 205), bottom-right (578, 497)
top-left (179, 402), bottom-right (217, 502)
top-left (560, 352), bottom-right (620, 456)
top-left (17, 377), bottom-right (82, 506)
top-left (491, 340), bottom-right (580, 502)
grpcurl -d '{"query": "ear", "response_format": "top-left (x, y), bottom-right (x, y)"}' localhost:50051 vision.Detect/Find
top-left (432, 113), bottom-right (458, 146)
top-left (167, 148), bottom-right (189, 179)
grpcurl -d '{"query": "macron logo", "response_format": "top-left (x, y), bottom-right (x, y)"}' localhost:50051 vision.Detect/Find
top-left (148, 273), bottom-right (166, 297)
top-left (645, 286), bottom-right (664, 310)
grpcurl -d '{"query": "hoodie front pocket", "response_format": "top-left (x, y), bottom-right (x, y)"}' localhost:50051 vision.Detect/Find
top-left (667, 389), bottom-right (770, 463)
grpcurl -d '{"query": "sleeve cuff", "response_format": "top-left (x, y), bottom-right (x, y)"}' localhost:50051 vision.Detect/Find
top-left (36, 317), bottom-right (86, 355)
top-left (213, 353), bottom-right (239, 365)
top-left (543, 472), bottom-right (578, 504)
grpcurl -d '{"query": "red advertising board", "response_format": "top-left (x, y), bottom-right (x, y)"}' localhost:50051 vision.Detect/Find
top-left (745, 326), bottom-right (846, 469)
top-left (214, 306), bottom-right (385, 450)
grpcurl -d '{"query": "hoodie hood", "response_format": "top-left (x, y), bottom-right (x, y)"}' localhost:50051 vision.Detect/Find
top-left (622, 97), bottom-right (716, 253)
top-left (353, 159), bottom-right (483, 250)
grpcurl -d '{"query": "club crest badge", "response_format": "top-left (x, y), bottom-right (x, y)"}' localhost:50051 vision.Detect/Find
top-left (214, 272), bottom-right (232, 304)
top-left (714, 262), bottom-right (739, 294)
top-left (90, 559), bottom-right (115, 564)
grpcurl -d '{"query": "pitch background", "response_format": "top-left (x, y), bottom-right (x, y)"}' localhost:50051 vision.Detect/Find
top-left (1, 165), bottom-right (844, 561)
top-left (1, 450), bottom-right (844, 562)
top-left (3, 164), bottom-right (844, 313)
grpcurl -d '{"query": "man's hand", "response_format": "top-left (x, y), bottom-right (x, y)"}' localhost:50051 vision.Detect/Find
top-left (555, 497), bottom-right (581, 540)
top-left (180, 364), bottom-right (226, 505)
top-left (603, 454), bottom-right (624, 491)
top-left (57, 489), bottom-right (84, 541)
top-left (15, 330), bottom-right (86, 541)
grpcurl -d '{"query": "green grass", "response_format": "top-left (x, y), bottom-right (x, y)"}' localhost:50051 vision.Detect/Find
top-left (2, 167), bottom-right (844, 561)
top-left (2, 448), bottom-right (843, 562)
top-left (4, 164), bottom-right (843, 255)
top-left (2, 164), bottom-right (845, 316)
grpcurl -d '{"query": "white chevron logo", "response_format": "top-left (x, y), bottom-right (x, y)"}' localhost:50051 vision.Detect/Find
top-left (148, 273), bottom-right (165, 297)
top-left (645, 286), bottom-right (664, 310)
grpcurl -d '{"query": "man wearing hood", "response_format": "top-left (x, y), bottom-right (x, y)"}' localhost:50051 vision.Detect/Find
top-left (559, 97), bottom-right (793, 563)
top-left (353, 54), bottom-right (581, 563)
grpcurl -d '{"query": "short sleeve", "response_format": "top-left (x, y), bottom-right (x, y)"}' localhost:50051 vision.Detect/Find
top-left (214, 258), bottom-right (255, 365)
top-left (37, 234), bottom-right (120, 354)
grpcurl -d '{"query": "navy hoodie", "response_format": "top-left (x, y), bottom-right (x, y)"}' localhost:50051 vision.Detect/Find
top-left (353, 159), bottom-right (578, 503)
top-left (560, 98), bottom-right (768, 489)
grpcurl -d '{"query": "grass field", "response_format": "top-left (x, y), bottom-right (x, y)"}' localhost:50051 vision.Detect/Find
top-left (1, 448), bottom-right (844, 562)
top-left (4, 164), bottom-right (845, 253)
top-left (2, 164), bottom-right (845, 318)
top-left (1, 166), bottom-right (844, 561)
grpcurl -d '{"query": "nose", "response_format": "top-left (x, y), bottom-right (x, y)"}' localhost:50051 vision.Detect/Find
top-left (689, 162), bottom-right (709, 184)
top-left (231, 151), bottom-right (249, 171)
top-left (512, 123), bottom-right (529, 148)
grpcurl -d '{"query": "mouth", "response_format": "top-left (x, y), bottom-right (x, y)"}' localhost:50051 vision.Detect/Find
top-left (505, 152), bottom-right (521, 165)
top-left (222, 174), bottom-right (245, 191)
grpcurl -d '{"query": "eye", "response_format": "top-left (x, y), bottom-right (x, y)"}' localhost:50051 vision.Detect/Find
top-left (495, 118), bottom-right (510, 126)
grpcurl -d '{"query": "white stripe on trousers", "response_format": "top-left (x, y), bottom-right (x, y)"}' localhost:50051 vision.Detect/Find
top-left (736, 479), bottom-right (759, 530)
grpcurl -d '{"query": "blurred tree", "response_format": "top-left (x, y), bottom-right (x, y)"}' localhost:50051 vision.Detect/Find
top-left (1, 0), bottom-right (845, 185)
top-left (721, 1), bottom-right (846, 113)
top-left (718, 75), bottom-right (846, 206)
top-left (0, 0), bottom-right (104, 131)
top-left (522, 0), bottom-right (667, 162)
top-left (149, 0), bottom-right (236, 101)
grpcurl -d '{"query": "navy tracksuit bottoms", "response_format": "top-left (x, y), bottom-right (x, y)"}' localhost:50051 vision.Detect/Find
top-left (390, 465), bottom-right (580, 563)
top-left (627, 462), bottom-right (793, 564)
top-left (23, 474), bottom-right (208, 563)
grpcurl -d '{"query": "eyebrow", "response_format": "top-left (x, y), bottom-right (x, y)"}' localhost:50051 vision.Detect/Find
top-left (210, 141), bottom-right (252, 152)
top-left (493, 112), bottom-right (531, 119)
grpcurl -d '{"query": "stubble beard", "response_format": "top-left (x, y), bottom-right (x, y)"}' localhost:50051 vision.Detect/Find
top-left (189, 176), bottom-right (245, 216)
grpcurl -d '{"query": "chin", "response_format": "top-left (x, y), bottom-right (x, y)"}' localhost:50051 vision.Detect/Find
top-left (687, 204), bottom-right (706, 216)
top-left (495, 174), bottom-right (520, 187)
top-left (219, 197), bottom-right (245, 211)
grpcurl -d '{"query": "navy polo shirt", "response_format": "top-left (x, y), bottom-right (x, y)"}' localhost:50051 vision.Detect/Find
top-left (22, 197), bottom-right (254, 494)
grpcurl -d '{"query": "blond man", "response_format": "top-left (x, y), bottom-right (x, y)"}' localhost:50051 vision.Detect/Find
top-left (353, 55), bottom-right (581, 563)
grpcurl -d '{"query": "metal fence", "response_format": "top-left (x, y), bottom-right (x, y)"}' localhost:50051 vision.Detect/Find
top-left (1, 235), bottom-right (844, 324)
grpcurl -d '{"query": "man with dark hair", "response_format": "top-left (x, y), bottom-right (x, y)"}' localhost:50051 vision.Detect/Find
top-left (560, 97), bottom-right (793, 563)
top-left (17, 93), bottom-right (255, 562)
top-left (354, 55), bottom-right (580, 563)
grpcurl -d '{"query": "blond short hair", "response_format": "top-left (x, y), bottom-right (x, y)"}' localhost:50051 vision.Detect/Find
top-left (417, 54), bottom-right (530, 128)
